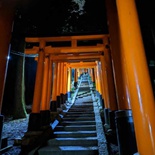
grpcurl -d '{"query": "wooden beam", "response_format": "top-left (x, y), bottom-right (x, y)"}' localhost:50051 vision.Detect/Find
top-left (25, 34), bottom-right (109, 43)
top-left (25, 45), bottom-right (104, 55)
top-left (66, 62), bottom-right (97, 68)
top-left (50, 55), bottom-right (101, 61)
top-left (25, 46), bottom-right (39, 54)
top-left (45, 45), bottom-right (105, 54)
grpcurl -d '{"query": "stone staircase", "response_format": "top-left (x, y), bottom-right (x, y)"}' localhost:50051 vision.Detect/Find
top-left (37, 78), bottom-right (108, 155)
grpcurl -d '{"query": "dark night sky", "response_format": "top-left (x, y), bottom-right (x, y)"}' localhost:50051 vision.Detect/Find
top-left (13, 0), bottom-right (108, 37)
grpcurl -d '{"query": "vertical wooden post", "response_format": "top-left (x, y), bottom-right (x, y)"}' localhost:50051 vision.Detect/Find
top-left (40, 55), bottom-right (51, 127)
top-left (105, 0), bottom-right (131, 110)
top-left (96, 62), bottom-right (102, 96)
top-left (0, 1), bottom-right (15, 113)
top-left (105, 2), bottom-right (137, 153)
top-left (60, 62), bottom-right (64, 104)
top-left (67, 67), bottom-right (71, 100)
top-left (40, 55), bottom-right (49, 111)
top-left (56, 62), bottom-right (61, 108)
top-left (31, 40), bottom-right (45, 113)
top-left (52, 62), bottom-right (58, 101)
top-left (104, 40), bottom-right (118, 111)
top-left (74, 69), bottom-right (78, 88)
top-left (94, 67), bottom-right (99, 93)
top-left (56, 62), bottom-right (61, 98)
top-left (60, 63), bottom-right (64, 95)
top-left (98, 64), bottom-right (106, 104)
top-left (96, 62), bottom-right (105, 109)
top-left (100, 56), bottom-right (110, 109)
top-left (77, 68), bottom-right (80, 79)
top-left (79, 69), bottom-right (82, 77)
top-left (0, 2), bottom-right (15, 146)
top-left (91, 68), bottom-right (95, 83)
top-left (28, 40), bottom-right (45, 131)
top-left (50, 62), bottom-right (58, 112)
top-left (116, 0), bottom-right (155, 153)
top-left (47, 58), bottom-right (53, 110)
top-left (63, 63), bottom-right (67, 103)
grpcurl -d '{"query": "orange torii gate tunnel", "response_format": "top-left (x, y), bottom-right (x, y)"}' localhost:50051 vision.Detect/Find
top-left (0, 0), bottom-right (155, 154)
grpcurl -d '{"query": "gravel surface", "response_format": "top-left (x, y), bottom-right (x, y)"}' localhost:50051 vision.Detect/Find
top-left (1, 115), bottom-right (29, 155)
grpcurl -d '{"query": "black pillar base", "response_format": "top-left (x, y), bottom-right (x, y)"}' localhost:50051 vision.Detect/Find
top-left (50, 101), bottom-right (57, 112)
top-left (65, 93), bottom-right (68, 101)
top-left (104, 108), bottom-right (111, 126)
top-left (74, 82), bottom-right (78, 89)
top-left (109, 110), bottom-right (116, 130)
top-left (106, 110), bottom-right (118, 145)
top-left (99, 94), bottom-right (103, 108)
top-left (115, 110), bottom-right (137, 155)
top-left (56, 96), bottom-right (61, 108)
top-left (40, 110), bottom-right (50, 127)
top-left (0, 115), bottom-right (4, 149)
top-left (60, 93), bottom-right (64, 104)
top-left (27, 113), bottom-right (41, 131)
top-left (93, 82), bottom-right (95, 88)
top-left (102, 98), bottom-right (105, 109)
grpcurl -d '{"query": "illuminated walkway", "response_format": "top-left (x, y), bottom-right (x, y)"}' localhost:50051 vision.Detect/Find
top-left (37, 75), bottom-right (108, 155)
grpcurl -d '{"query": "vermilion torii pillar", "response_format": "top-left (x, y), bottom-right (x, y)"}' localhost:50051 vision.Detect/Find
top-left (91, 68), bottom-right (95, 84)
top-left (0, 1), bottom-right (16, 149)
top-left (94, 65), bottom-right (102, 100)
top-left (56, 62), bottom-right (61, 108)
top-left (63, 63), bottom-right (68, 103)
top-left (67, 67), bottom-right (72, 101)
top-left (40, 55), bottom-right (50, 111)
top-left (51, 62), bottom-right (58, 112)
top-left (40, 55), bottom-right (51, 127)
top-left (60, 62), bottom-right (64, 105)
top-left (74, 69), bottom-right (78, 88)
top-left (95, 62), bottom-right (103, 99)
top-left (100, 56), bottom-right (110, 109)
top-left (116, 0), bottom-right (155, 154)
top-left (47, 58), bottom-right (53, 110)
top-left (28, 40), bottom-right (45, 131)
top-left (104, 42), bottom-right (118, 111)
top-left (105, 0), bottom-right (131, 110)
top-left (0, 1), bottom-right (16, 113)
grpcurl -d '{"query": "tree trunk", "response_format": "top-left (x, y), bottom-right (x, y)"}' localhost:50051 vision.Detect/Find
top-left (12, 37), bottom-right (27, 119)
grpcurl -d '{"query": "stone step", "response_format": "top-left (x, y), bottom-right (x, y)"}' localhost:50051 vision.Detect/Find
top-left (55, 125), bottom-right (96, 131)
top-left (70, 106), bottom-right (94, 111)
top-left (71, 106), bottom-right (93, 109)
top-left (72, 106), bottom-right (93, 108)
top-left (53, 131), bottom-right (97, 138)
top-left (76, 94), bottom-right (91, 97)
top-left (61, 121), bottom-right (96, 126)
top-left (62, 117), bottom-right (95, 121)
top-left (47, 137), bottom-right (98, 146)
top-left (60, 120), bottom-right (96, 126)
top-left (64, 113), bottom-right (95, 117)
top-left (65, 111), bottom-right (94, 115)
top-left (68, 109), bottom-right (94, 112)
top-left (82, 102), bottom-right (93, 104)
top-left (38, 146), bottom-right (99, 155)
top-left (72, 104), bottom-right (93, 107)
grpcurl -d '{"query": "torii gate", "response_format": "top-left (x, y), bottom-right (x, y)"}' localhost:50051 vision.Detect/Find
top-left (24, 34), bottom-right (112, 130)
top-left (0, 0), bottom-right (155, 153)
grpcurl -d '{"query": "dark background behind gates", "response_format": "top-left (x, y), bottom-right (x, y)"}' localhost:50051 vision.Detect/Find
top-left (1, 0), bottom-right (155, 117)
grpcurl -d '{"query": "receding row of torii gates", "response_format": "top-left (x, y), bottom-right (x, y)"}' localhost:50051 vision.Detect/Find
top-left (0, 0), bottom-right (155, 154)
